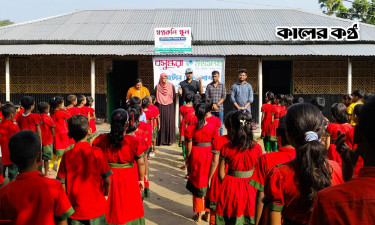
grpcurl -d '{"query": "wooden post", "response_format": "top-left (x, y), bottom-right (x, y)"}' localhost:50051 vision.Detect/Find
top-left (5, 56), bottom-right (10, 101)
top-left (91, 56), bottom-right (95, 109)
top-left (348, 57), bottom-right (352, 94)
top-left (258, 57), bottom-right (263, 128)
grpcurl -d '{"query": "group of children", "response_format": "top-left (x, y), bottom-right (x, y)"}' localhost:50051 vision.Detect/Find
top-left (183, 89), bottom-right (375, 225)
top-left (0, 94), bottom-right (97, 182)
top-left (0, 94), bottom-right (160, 224)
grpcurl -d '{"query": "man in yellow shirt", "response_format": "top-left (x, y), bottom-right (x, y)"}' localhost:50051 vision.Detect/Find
top-left (347, 89), bottom-right (364, 126)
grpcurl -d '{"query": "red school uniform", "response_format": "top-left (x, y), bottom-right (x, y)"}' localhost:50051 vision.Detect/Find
top-left (143, 109), bottom-right (154, 130)
top-left (16, 112), bottom-right (42, 131)
top-left (78, 106), bottom-right (90, 118)
top-left (249, 146), bottom-right (296, 225)
top-left (215, 142), bottom-right (263, 223)
top-left (57, 142), bottom-right (112, 220)
top-left (51, 110), bottom-right (71, 154)
top-left (138, 121), bottom-right (152, 147)
top-left (325, 122), bottom-right (352, 142)
top-left (179, 105), bottom-right (194, 140)
top-left (0, 120), bottom-right (20, 165)
top-left (310, 167), bottom-right (375, 225)
top-left (206, 115), bottom-right (221, 131)
top-left (13, 108), bottom-right (24, 122)
top-left (87, 107), bottom-right (97, 133)
top-left (0, 171), bottom-right (74, 225)
top-left (269, 105), bottom-right (286, 141)
top-left (205, 135), bottom-right (230, 211)
top-left (261, 103), bottom-right (273, 137)
top-left (92, 134), bottom-right (147, 225)
top-left (67, 106), bottom-right (80, 116)
top-left (263, 160), bottom-right (344, 224)
top-left (0, 112), bottom-right (3, 123)
top-left (185, 123), bottom-right (218, 197)
top-left (39, 114), bottom-right (55, 146)
top-left (184, 112), bottom-right (197, 127)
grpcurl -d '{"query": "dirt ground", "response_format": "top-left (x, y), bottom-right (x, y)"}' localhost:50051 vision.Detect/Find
top-left (4, 123), bottom-right (262, 225)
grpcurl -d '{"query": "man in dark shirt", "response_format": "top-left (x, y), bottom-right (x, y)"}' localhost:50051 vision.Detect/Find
top-left (178, 68), bottom-right (203, 106)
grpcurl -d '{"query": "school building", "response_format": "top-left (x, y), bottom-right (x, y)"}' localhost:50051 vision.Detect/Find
top-left (1, 9), bottom-right (375, 123)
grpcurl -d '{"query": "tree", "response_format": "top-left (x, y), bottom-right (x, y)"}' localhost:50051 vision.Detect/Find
top-left (319, 0), bottom-right (345, 15)
top-left (0, 19), bottom-right (14, 27)
top-left (335, 0), bottom-right (375, 25)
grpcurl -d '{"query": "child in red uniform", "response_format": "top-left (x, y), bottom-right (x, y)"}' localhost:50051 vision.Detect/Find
top-left (0, 130), bottom-right (74, 225)
top-left (205, 98), bottom-right (221, 132)
top-left (149, 95), bottom-right (160, 153)
top-left (206, 111), bottom-right (234, 225)
top-left (310, 96), bottom-right (375, 225)
top-left (185, 103), bottom-right (219, 222)
top-left (66, 95), bottom-right (80, 116)
top-left (179, 93), bottom-right (194, 158)
top-left (326, 103), bottom-right (352, 149)
top-left (77, 95), bottom-right (90, 118)
top-left (215, 110), bottom-right (262, 225)
top-left (13, 105), bottom-right (24, 123)
top-left (16, 96), bottom-right (42, 139)
top-left (269, 94), bottom-right (285, 152)
top-left (85, 96), bottom-right (98, 143)
top-left (142, 98), bottom-right (154, 153)
top-left (250, 116), bottom-right (296, 225)
top-left (57, 115), bottom-right (111, 224)
top-left (0, 103), bottom-right (20, 181)
top-left (263, 103), bottom-right (344, 225)
top-left (49, 96), bottom-right (71, 171)
top-left (260, 92), bottom-right (274, 152)
top-left (93, 109), bottom-right (146, 225)
top-left (37, 102), bottom-right (55, 176)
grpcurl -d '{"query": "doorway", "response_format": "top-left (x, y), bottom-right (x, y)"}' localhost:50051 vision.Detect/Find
top-left (107, 60), bottom-right (138, 122)
top-left (262, 61), bottom-right (292, 95)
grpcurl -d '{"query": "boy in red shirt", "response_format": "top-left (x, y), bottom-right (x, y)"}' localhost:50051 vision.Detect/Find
top-left (37, 102), bottom-right (55, 176)
top-left (0, 103), bottom-right (20, 181)
top-left (310, 97), bottom-right (375, 225)
top-left (16, 96), bottom-right (42, 139)
top-left (0, 130), bottom-right (74, 225)
top-left (250, 116), bottom-right (296, 225)
top-left (77, 95), bottom-right (90, 118)
top-left (66, 95), bottom-right (80, 116)
top-left (57, 115), bottom-right (112, 224)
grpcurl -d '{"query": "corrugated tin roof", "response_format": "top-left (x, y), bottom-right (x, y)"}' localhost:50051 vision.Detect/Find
top-left (0, 8), bottom-right (374, 43)
top-left (1, 44), bottom-right (375, 56)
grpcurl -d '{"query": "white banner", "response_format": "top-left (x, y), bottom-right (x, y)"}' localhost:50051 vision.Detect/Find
top-left (153, 57), bottom-right (225, 93)
top-left (154, 27), bottom-right (192, 53)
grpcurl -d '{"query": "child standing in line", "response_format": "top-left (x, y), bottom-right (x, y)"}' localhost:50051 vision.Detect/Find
top-left (179, 93), bottom-right (194, 158)
top-left (37, 102), bottom-right (55, 177)
top-left (0, 130), bottom-right (74, 225)
top-left (269, 94), bottom-right (285, 152)
top-left (205, 98), bottom-right (221, 132)
top-left (326, 103), bottom-right (352, 152)
top-left (215, 110), bottom-right (263, 225)
top-left (86, 96), bottom-right (98, 143)
top-left (49, 96), bottom-right (71, 171)
top-left (13, 105), bottom-right (24, 123)
top-left (93, 109), bottom-right (146, 225)
top-left (185, 103), bottom-right (218, 222)
top-left (263, 103), bottom-right (344, 225)
top-left (57, 115), bottom-right (111, 225)
top-left (66, 95), bottom-right (80, 116)
top-left (348, 89), bottom-right (364, 126)
top-left (16, 96), bottom-right (42, 139)
top-left (77, 95), bottom-right (90, 118)
top-left (149, 95), bottom-right (160, 153)
top-left (260, 91), bottom-right (274, 152)
top-left (310, 96), bottom-right (375, 225)
top-left (206, 111), bottom-right (234, 225)
top-left (250, 116), bottom-right (296, 225)
top-left (0, 103), bottom-right (20, 181)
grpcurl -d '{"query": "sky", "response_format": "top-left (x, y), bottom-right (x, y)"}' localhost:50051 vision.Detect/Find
top-left (1, 0), bottom-right (325, 24)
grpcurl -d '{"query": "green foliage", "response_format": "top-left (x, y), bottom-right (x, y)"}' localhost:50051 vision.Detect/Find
top-left (0, 19), bottom-right (14, 27)
top-left (323, 0), bottom-right (375, 25)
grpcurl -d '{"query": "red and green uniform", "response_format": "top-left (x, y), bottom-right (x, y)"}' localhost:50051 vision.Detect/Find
top-left (138, 121), bottom-right (152, 150)
top-left (179, 105), bottom-right (194, 142)
top-left (51, 109), bottom-right (72, 156)
top-left (0, 120), bottom-right (20, 180)
top-left (264, 160), bottom-right (344, 224)
top-left (93, 134), bottom-right (147, 225)
top-left (16, 112), bottom-right (42, 131)
top-left (135, 128), bottom-right (151, 199)
top-left (215, 142), bottom-right (263, 225)
top-left (206, 115), bottom-right (221, 132)
top-left (310, 167), bottom-right (375, 225)
top-left (57, 142), bottom-right (112, 221)
top-left (185, 123), bottom-right (218, 198)
top-left (269, 105), bottom-right (286, 152)
top-left (87, 107), bottom-right (97, 141)
top-left (345, 127), bottom-right (363, 177)
top-left (261, 103), bottom-right (273, 152)
top-left (205, 135), bottom-right (229, 211)
top-left (67, 107), bottom-right (80, 116)
top-left (249, 147), bottom-right (296, 225)
top-left (0, 171), bottom-right (74, 224)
